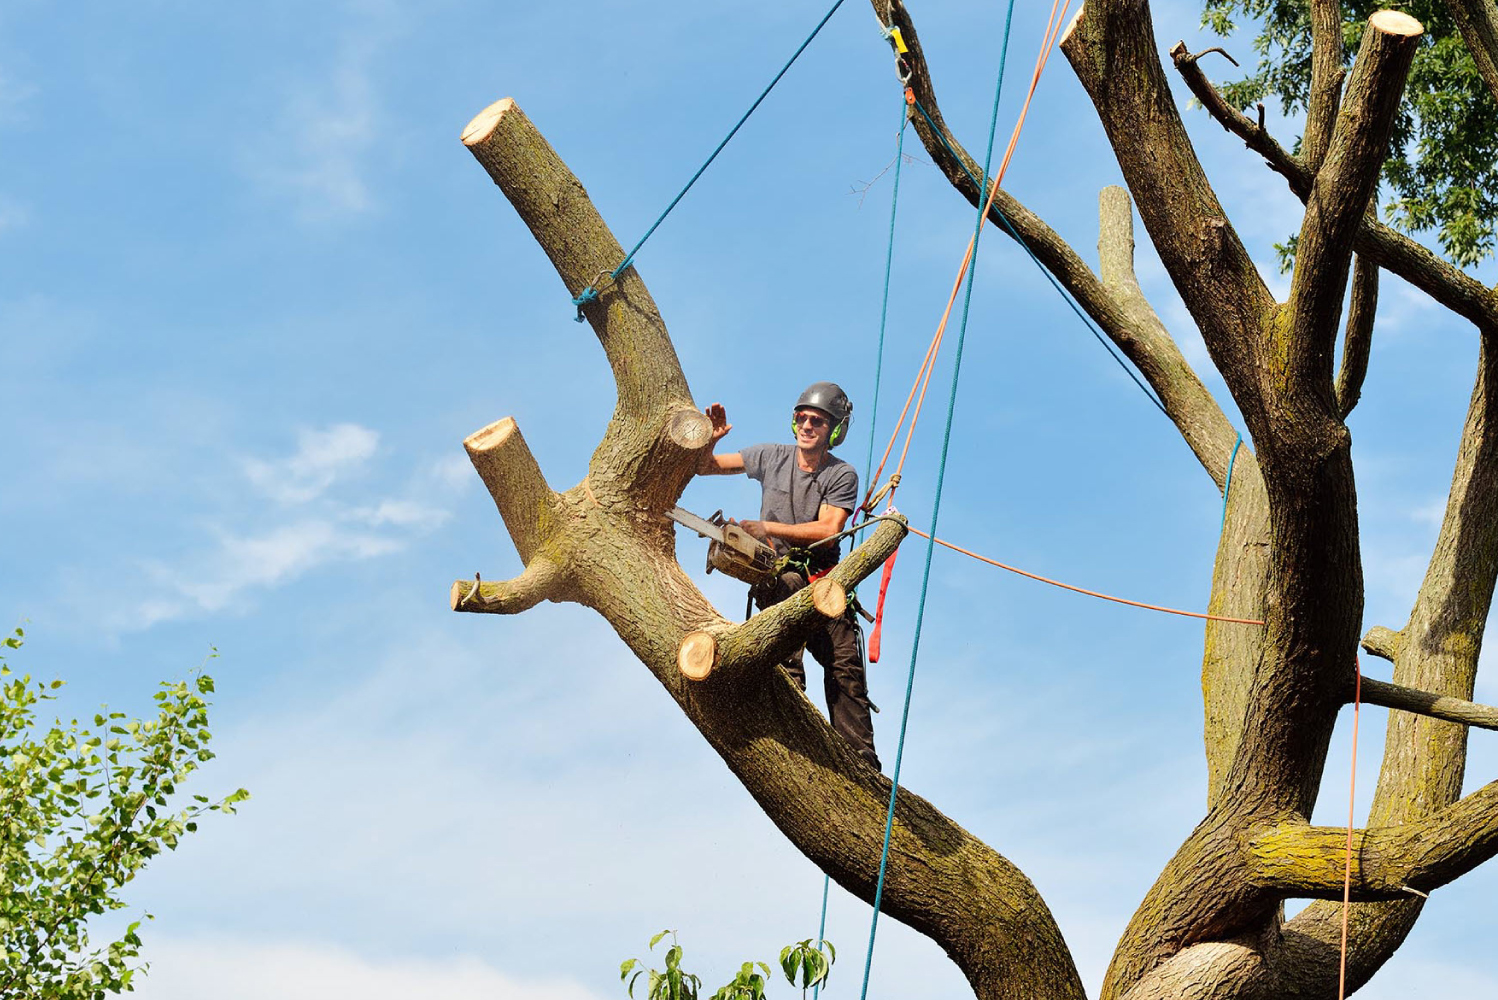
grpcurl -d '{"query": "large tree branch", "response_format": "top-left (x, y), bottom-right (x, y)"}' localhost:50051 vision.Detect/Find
top-left (1285, 10), bottom-right (1421, 391)
top-left (1359, 675), bottom-right (1498, 730)
top-left (1444, 0), bottom-right (1498, 108)
top-left (679, 518), bottom-right (906, 680)
top-left (871, 0), bottom-right (1240, 486)
top-left (1335, 252), bottom-right (1378, 419)
top-left (463, 99), bottom-right (709, 507)
top-left (1248, 780), bottom-right (1498, 897)
top-left (1061, 0), bottom-right (1275, 419)
top-left (1173, 38), bottom-right (1498, 335)
top-left (1278, 311), bottom-right (1498, 995)
top-left (1302, 0), bottom-right (1346, 171)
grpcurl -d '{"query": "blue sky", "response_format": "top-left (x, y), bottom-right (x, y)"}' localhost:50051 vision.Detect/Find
top-left (2, 1), bottom-right (1495, 997)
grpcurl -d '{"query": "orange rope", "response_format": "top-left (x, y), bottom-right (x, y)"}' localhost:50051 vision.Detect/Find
top-left (862, 0), bottom-right (1071, 514)
top-left (906, 525), bottom-right (1265, 625)
top-left (1338, 662), bottom-right (1362, 999)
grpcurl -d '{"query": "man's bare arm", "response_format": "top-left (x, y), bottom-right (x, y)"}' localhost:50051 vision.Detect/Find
top-left (741, 503), bottom-right (850, 546)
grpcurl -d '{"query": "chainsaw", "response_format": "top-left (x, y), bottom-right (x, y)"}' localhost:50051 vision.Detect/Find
top-left (666, 506), bottom-right (778, 587)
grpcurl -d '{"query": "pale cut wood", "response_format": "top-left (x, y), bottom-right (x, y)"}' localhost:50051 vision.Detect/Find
top-left (810, 578), bottom-right (846, 619)
top-left (461, 98), bottom-right (512, 145)
top-left (679, 630), bottom-right (718, 681)
top-left (1369, 9), bottom-right (1425, 36)
top-left (668, 408), bottom-right (713, 450)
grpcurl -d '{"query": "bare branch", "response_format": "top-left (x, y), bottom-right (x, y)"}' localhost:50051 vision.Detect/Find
top-left (878, 0), bottom-right (1239, 486)
top-left (463, 417), bottom-right (559, 564)
top-left (1173, 34), bottom-right (1498, 335)
top-left (1336, 252), bottom-right (1378, 419)
top-left (1249, 779), bottom-right (1498, 897)
top-left (1444, 0), bottom-right (1498, 108)
top-left (1302, 0), bottom-right (1347, 171)
top-left (1062, 0), bottom-right (1275, 418)
top-left (450, 561), bottom-right (562, 615)
top-left (1359, 675), bottom-right (1498, 731)
top-left (1171, 43), bottom-right (1309, 198)
top-left (462, 99), bottom-right (702, 502)
top-left (1286, 11), bottom-right (1422, 389)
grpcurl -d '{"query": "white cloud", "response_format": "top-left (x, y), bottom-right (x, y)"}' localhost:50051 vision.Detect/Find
top-left (244, 423), bottom-right (380, 504)
top-left (96, 424), bottom-right (454, 630)
top-left (347, 498), bottom-right (449, 529)
top-left (243, 4), bottom-right (397, 221)
top-left (166, 519), bottom-right (401, 613)
top-left (136, 936), bottom-right (605, 1000)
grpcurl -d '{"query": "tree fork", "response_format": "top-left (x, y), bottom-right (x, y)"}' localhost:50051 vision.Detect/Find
top-left (455, 94), bottom-right (1086, 1000)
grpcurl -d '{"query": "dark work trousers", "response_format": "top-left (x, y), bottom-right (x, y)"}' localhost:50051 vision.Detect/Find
top-left (754, 569), bottom-right (880, 769)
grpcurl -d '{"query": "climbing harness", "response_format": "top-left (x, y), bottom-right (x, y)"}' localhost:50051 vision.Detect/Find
top-left (570, 0), bottom-right (850, 320)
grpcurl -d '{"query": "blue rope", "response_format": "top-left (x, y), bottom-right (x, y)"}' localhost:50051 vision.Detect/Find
top-left (1220, 433), bottom-right (1243, 531)
top-left (910, 99), bottom-right (1169, 418)
top-left (811, 875), bottom-right (831, 1000)
top-left (856, 3), bottom-right (1018, 996)
top-left (571, 0), bottom-right (850, 321)
top-left (862, 105), bottom-right (910, 506)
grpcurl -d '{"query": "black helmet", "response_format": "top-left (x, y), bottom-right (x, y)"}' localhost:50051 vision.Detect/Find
top-left (793, 381), bottom-right (853, 447)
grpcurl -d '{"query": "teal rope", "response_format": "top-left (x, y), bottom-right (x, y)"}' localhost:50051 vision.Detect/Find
top-left (811, 875), bottom-right (830, 1000)
top-left (1220, 433), bottom-right (1243, 531)
top-left (861, 105), bottom-right (911, 509)
top-left (571, 0), bottom-right (849, 321)
top-left (910, 98), bottom-right (1169, 417)
top-left (856, 2), bottom-right (1018, 996)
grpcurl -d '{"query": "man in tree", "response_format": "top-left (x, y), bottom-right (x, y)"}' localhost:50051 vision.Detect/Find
top-left (697, 382), bottom-right (880, 769)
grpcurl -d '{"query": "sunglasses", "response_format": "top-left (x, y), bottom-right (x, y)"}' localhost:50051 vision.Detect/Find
top-left (793, 412), bottom-right (829, 428)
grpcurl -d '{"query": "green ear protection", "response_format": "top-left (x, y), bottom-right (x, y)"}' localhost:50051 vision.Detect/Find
top-left (791, 413), bottom-right (848, 446)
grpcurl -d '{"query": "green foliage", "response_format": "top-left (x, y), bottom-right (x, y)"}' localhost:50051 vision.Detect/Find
top-left (621, 931), bottom-right (835, 1000)
top-left (779, 939), bottom-right (835, 996)
top-left (0, 629), bottom-right (249, 998)
top-left (1201, 0), bottom-right (1498, 267)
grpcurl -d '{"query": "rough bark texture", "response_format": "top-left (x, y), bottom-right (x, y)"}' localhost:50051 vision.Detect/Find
top-left (460, 4), bottom-right (1498, 999)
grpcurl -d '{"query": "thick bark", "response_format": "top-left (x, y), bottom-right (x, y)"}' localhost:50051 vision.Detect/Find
top-left (1444, 0), bottom-right (1498, 108)
top-left (1302, 0), bottom-right (1346, 172)
top-left (1335, 253), bottom-right (1378, 420)
top-left (458, 97), bottom-right (1084, 1000)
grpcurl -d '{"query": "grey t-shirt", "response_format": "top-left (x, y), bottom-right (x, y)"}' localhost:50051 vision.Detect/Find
top-left (741, 443), bottom-right (859, 568)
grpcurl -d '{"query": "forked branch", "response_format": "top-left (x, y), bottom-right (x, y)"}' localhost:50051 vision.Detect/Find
top-left (1172, 26), bottom-right (1498, 335)
top-left (872, 0), bottom-right (1239, 486)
